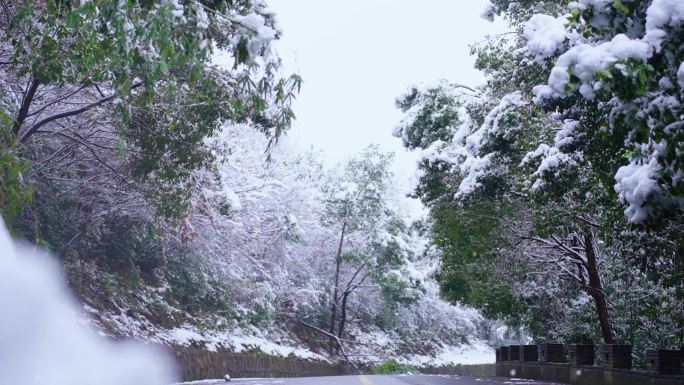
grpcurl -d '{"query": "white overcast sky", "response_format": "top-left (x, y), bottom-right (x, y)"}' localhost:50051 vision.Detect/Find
top-left (267, 0), bottom-right (509, 194)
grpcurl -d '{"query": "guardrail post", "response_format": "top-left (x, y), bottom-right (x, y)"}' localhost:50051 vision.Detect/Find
top-left (602, 344), bottom-right (632, 369)
top-left (520, 345), bottom-right (538, 362)
top-left (500, 346), bottom-right (510, 362)
top-left (646, 349), bottom-right (682, 375)
top-left (508, 345), bottom-right (520, 361)
top-left (568, 344), bottom-right (594, 366)
top-left (538, 343), bottom-right (566, 363)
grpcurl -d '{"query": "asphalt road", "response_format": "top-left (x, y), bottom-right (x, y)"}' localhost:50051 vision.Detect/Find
top-left (180, 375), bottom-right (565, 385)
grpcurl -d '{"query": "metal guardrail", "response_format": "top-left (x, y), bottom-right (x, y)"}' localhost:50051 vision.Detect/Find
top-left (496, 343), bottom-right (683, 376)
top-left (491, 343), bottom-right (683, 385)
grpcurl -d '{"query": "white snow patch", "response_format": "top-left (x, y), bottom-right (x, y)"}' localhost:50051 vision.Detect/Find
top-left (677, 62), bottom-right (684, 88)
top-left (162, 0), bottom-right (186, 21)
top-left (524, 14), bottom-right (568, 63)
top-left (554, 120), bottom-right (580, 148)
top-left (535, 34), bottom-right (651, 101)
top-left (403, 340), bottom-right (494, 367)
top-left (195, 4), bottom-right (210, 29)
top-left (521, 141), bottom-right (577, 191)
top-left (162, 325), bottom-right (327, 362)
top-left (232, 13), bottom-right (277, 58)
top-left (614, 158), bottom-right (662, 223)
top-left (644, 0), bottom-right (684, 51)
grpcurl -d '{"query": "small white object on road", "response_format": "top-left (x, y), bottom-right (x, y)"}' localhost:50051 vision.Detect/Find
top-left (224, 374), bottom-right (231, 381)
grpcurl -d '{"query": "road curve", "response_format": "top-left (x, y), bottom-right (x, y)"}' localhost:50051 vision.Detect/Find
top-left (179, 374), bottom-right (565, 385)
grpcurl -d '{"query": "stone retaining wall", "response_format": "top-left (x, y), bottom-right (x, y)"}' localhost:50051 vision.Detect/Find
top-left (171, 346), bottom-right (344, 381)
top-left (420, 364), bottom-right (496, 377)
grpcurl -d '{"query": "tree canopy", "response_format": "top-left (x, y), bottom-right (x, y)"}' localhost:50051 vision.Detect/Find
top-left (1, 0), bottom-right (300, 224)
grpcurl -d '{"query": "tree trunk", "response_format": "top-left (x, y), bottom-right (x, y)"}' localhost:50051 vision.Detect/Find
top-left (12, 77), bottom-right (40, 137)
top-left (584, 230), bottom-right (616, 344)
top-left (335, 265), bottom-right (366, 354)
top-left (335, 289), bottom-right (351, 354)
top-left (328, 221), bottom-right (346, 353)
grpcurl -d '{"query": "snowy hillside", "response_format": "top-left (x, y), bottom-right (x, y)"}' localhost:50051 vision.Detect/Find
top-left (68, 125), bottom-right (500, 367)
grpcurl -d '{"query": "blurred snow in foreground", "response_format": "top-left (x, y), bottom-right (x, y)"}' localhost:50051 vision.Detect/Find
top-left (0, 218), bottom-right (176, 385)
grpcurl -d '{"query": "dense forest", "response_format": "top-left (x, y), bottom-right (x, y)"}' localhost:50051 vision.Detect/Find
top-left (0, 0), bottom-right (682, 371)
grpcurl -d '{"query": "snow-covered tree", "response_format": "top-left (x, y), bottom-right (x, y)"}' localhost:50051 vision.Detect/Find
top-left (526, 0), bottom-right (684, 225)
top-left (1, 0), bottom-right (300, 235)
top-left (318, 145), bottom-right (421, 355)
top-left (394, 0), bottom-right (683, 357)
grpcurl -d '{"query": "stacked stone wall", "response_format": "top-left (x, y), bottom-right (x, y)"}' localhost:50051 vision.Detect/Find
top-left (172, 346), bottom-right (344, 381)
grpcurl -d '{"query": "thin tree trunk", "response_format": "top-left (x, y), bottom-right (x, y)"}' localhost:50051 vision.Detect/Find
top-left (336, 289), bottom-right (351, 353)
top-left (12, 77), bottom-right (40, 137)
top-left (584, 230), bottom-right (616, 344)
top-left (328, 221), bottom-right (346, 353)
top-left (336, 264), bottom-right (367, 353)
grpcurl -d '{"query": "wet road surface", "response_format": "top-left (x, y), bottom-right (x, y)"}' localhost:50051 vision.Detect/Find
top-left (180, 374), bottom-right (565, 385)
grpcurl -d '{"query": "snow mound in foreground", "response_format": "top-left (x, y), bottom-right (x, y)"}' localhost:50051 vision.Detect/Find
top-left (0, 218), bottom-right (176, 385)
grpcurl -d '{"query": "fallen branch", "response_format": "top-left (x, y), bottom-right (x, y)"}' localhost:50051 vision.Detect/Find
top-left (279, 313), bottom-right (361, 374)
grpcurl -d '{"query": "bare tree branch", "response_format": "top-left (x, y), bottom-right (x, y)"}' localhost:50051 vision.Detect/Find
top-left (19, 82), bottom-right (142, 143)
